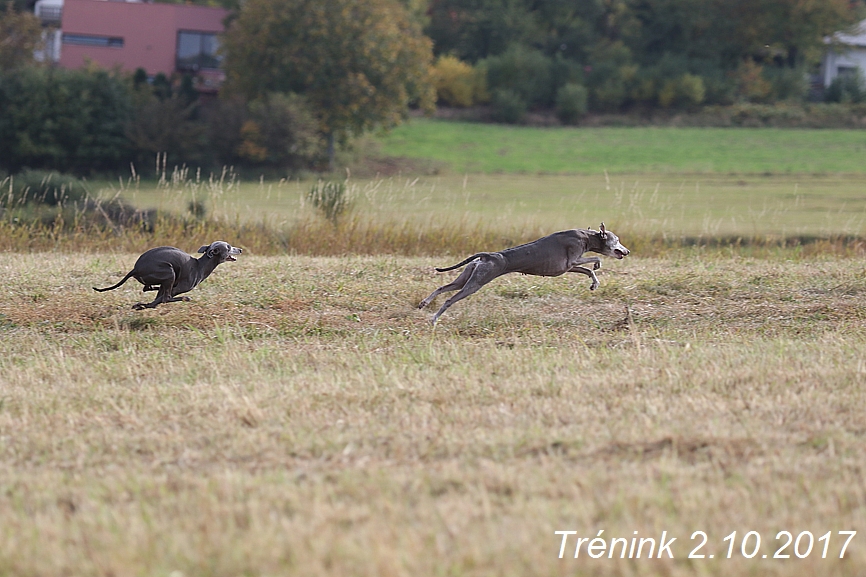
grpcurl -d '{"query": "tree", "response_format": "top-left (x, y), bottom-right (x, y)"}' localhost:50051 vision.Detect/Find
top-left (726, 0), bottom-right (858, 67)
top-left (0, 2), bottom-right (43, 71)
top-left (425, 0), bottom-right (542, 62)
top-left (222, 0), bottom-right (435, 169)
top-left (236, 93), bottom-right (325, 170)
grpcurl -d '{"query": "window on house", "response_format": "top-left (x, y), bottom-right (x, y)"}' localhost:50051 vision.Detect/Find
top-left (837, 66), bottom-right (859, 78)
top-left (62, 34), bottom-right (124, 48)
top-left (176, 31), bottom-right (221, 71)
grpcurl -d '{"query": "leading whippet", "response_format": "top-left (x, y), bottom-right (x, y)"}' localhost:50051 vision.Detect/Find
top-left (419, 223), bottom-right (629, 324)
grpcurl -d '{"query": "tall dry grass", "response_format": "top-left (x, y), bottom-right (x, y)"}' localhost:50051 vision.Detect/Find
top-left (2, 206), bottom-right (865, 258)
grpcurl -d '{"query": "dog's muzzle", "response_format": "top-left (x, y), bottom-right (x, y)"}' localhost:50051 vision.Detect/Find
top-left (226, 247), bottom-right (243, 262)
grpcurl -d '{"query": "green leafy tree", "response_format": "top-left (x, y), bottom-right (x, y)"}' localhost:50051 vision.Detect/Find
top-left (222, 0), bottom-right (435, 169)
top-left (0, 2), bottom-right (43, 71)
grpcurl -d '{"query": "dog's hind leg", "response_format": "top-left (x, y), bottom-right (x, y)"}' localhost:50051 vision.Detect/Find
top-left (133, 266), bottom-right (177, 309)
top-left (430, 259), bottom-right (504, 324)
top-left (419, 261), bottom-right (479, 309)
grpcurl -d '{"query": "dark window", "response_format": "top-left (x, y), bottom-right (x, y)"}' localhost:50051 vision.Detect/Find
top-left (62, 34), bottom-right (123, 48)
top-left (837, 66), bottom-right (859, 78)
top-left (176, 31), bottom-right (221, 71)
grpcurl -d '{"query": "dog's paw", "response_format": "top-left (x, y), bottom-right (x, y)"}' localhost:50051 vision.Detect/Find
top-left (132, 303), bottom-right (146, 310)
top-left (181, 296), bottom-right (191, 302)
top-left (589, 283), bottom-right (599, 291)
top-left (593, 261), bottom-right (601, 270)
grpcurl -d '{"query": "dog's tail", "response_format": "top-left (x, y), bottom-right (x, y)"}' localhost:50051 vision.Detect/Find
top-left (435, 253), bottom-right (487, 272)
top-left (92, 271), bottom-right (135, 292)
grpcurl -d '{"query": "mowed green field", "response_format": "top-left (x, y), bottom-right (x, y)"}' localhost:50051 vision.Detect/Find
top-left (377, 118), bottom-right (866, 174)
top-left (3, 121), bottom-right (866, 575)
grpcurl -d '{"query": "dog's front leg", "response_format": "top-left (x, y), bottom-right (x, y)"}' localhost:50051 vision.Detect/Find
top-left (568, 266), bottom-right (599, 291)
top-left (570, 256), bottom-right (601, 271)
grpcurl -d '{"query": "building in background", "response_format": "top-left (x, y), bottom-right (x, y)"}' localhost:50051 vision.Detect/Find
top-left (33, 0), bottom-right (229, 93)
top-left (822, 19), bottom-right (866, 87)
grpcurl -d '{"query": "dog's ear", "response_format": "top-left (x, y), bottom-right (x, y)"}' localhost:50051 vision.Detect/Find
top-left (197, 245), bottom-right (210, 254)
top-left (599, 222), bottom-right (607, 239)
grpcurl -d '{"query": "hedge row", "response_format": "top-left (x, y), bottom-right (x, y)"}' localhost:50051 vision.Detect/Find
top-left (0, 67), bottom-right (324, 176)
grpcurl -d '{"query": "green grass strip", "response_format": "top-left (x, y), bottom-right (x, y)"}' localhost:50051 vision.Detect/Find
top-left (378, 118), bottom-right (866, 174)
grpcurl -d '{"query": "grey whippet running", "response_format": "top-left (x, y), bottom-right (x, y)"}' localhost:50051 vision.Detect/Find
top-left (419, 223), bottom-right (629, 324)
top-left (93, 241), bottom-right (242, 310)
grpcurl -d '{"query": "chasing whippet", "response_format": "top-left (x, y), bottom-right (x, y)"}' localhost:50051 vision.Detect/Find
top-left (93, 241), bottom-right (242, 310)
top-left (419, 223), bottom-right (629, 324)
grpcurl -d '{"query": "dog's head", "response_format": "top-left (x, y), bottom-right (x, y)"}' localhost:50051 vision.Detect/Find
top-left (198, 241), bottom-right (243, 263)
top-left (593, 223), bottom-right (630, 259)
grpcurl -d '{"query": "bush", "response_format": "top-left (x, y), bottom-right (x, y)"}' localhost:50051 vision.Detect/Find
top-left (764, 66), bottom-right (808, 102)
top-left (825, 72), bottom-right (866, 104)
top-left (483, 45), bottom-right (555, 108)
top-left (658, 74), bottom-right (706, 108)
top-left (237, 93), bottom-right (325, 171)
top-left (0, 68), bottom-right (131, 174)
top-left (307, 180), bottom-right (353, 225)
top-left (490, 88), bottom-right (526, 124)
top-left (432, 55), bottom-right (482, 107)
top-left (555, 83), bottom-right (588, 124)
top-left (726, 102), bottom-right (807, 126)
top-left (590, 73), bottom-right (630, 112)
top-left (732, 61), bottom-right (772, 103)
top-left (690, 63), bottom-right (737, 105)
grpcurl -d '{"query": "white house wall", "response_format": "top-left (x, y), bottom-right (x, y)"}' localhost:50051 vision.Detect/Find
top-left (823, 48), bottom-right (866, 86)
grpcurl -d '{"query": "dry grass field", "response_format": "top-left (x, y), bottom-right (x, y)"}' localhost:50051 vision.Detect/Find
top-left (115, 171), bottom-right (866, 240)
top-left (1, 248), bottom-right (865, 576)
